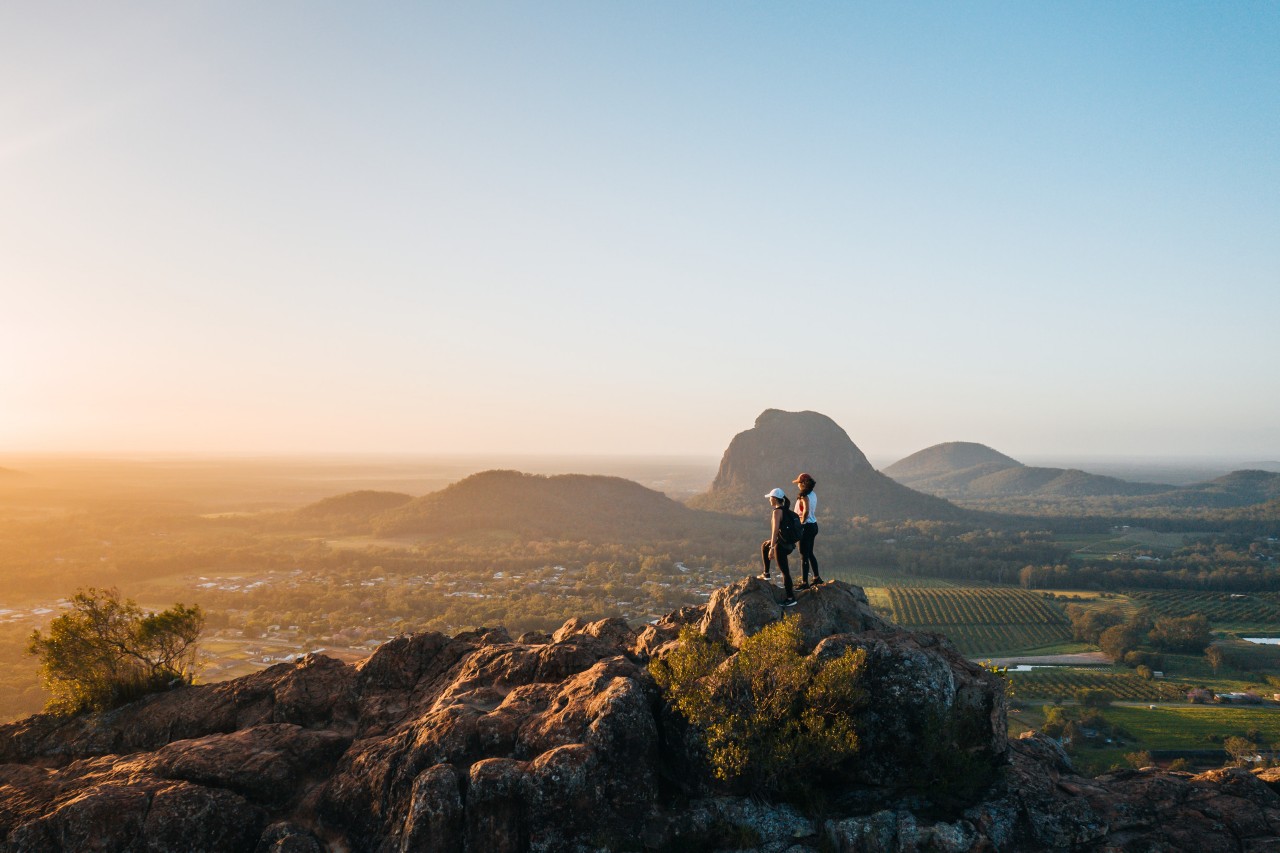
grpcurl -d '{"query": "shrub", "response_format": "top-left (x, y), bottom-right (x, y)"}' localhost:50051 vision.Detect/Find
top-left (28, 588), bottom-right (204, 715)
top-left (1125, 750), bottom-right (1153, 769)
top-left (649, 618), bottom-right (867, 797)
top-left (1122, 650), bottom-right (1164, 670)
top-left (1076, 688), bottom-right (1116, 708)
top-left (1224, 735), bottom-right (1258, 767)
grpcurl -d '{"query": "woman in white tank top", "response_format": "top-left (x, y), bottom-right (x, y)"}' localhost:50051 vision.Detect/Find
top-left (793, 473), bottom-right (823, 587)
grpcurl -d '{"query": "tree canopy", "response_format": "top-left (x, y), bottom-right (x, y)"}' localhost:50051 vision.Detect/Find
top-left (28, 588), bottom-right (204, 715)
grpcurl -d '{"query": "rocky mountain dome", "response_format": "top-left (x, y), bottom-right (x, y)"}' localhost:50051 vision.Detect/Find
top-left (5, 578), bottom-right (1280, 851)
top-left (689, 409), bottom-right (966, 521)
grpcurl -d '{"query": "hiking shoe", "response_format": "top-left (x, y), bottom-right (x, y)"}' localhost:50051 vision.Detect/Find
top-left (756, 573), bottom-right (772, 581)
top-left (796, 582), bottom-right (811, 590)
top-left (782, 597), bottom-right (798, 607)
top-left (812, 576), bottom-right (825, 585)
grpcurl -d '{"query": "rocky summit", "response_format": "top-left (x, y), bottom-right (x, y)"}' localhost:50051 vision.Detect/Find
top-left (3, 579), bottom-right (1280, 852)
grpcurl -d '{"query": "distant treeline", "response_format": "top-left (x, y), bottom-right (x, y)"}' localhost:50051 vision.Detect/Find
top-left (1018, 563), bottom-right (1280, 593)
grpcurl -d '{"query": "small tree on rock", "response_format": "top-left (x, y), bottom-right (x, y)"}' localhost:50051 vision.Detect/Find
top-left (649, 617), bottom-right (867, 798)
top-left (28, 587), bottom-right (204, 715)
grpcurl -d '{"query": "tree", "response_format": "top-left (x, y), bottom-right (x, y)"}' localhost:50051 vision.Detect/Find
top-left (1065, 605), bottom-right (1125, 645)
top-left (1223, 735), bottom-right (1257, 767)
top-left (28, 588), bottom-right (204, 715)
top-left (1205, 645), bottom-right (1226, 675)
top-left (649, 618), bottom-right (867, 797)
top-left (1099, 624), bottom-right (1143, 661)
top-left (1148, 614), bottom-right (1211, 653)
top-left (1076, 688), bottom-right (1116, 708)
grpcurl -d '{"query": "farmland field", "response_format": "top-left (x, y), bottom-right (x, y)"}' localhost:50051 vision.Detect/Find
top-left (1009, 668), bottom-right (1188, 701)
top-left (1011, 704), bottom-right (1280, 776)
top-left (1127, 591), bottom-right (1280, 627)
top-left (1056, 528), bottom-right (1197, 559)
top-left (824, 567), bottom-right (959, 589)
top-left (881, 587), bottom-right (1072, 656)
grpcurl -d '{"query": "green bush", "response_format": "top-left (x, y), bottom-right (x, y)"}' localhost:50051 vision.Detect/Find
top-left (28, 588), bottom-right (204, 715)
top-left (649, 618), bottom-right (867, 798)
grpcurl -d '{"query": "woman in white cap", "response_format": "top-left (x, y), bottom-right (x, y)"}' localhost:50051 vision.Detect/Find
top-left (793, 473), bottom-right (823, 587)
top-left (759, 488), bottom-right (798, 606)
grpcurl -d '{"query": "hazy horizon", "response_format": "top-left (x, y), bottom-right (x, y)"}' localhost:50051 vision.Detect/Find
top-left (3, 4), bottom-right (1276, 459)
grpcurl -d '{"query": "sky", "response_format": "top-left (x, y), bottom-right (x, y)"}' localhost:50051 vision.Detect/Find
top-left (1, 2), bottom-right (1277, 462)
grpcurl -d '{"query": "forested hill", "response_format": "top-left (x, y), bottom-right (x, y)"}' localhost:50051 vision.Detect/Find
top-left (1144, 470), bottom-right (1280, 509)
top-left (885, 441), bottom-right (1280, 512)
top-left (882, 441), bottom-right (1022, 484)
top-left (284, 490), bottom-right (415, 532)
top-left (367, 470), bottom-right (750, 542)
top-left (886, 441), bottom-right (1172, 500)
top-left (689, 409), bottom-right (968, 521)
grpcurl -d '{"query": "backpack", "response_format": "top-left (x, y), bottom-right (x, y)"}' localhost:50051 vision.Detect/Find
top-left (778, 507), bottom-right (804, 544)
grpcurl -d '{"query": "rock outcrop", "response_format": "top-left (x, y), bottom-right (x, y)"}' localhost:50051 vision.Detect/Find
top-left (3, 578), bottom-right (1280, 851)
top-left (689, 409), bottom-right (966, 521)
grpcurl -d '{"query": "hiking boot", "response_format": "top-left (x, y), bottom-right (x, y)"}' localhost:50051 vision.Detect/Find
top-left (782, 597), bottom-right (798, 607)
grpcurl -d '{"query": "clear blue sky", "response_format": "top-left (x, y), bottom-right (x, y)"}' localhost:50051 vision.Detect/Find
top-left (2, 2), bottom-right (1277, 460)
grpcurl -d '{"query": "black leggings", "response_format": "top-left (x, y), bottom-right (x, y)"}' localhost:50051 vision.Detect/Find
top-left (760, 539), bottom-right (794, 599)
top-left (799, 523), bottom-right (820, 582)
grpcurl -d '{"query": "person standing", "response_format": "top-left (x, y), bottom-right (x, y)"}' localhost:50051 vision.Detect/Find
top-left (759, 488), bottom-right (797, 606)
top-left (793, 473), bottom-right (823, 588)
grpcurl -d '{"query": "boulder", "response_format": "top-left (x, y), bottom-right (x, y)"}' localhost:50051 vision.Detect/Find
top-left (3, 580), bottom-right (1279, 852)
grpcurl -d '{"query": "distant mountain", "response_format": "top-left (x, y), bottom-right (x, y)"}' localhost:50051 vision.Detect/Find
top-left (885, 442), bottom-right (1171, 500)
top-left (884, 442), bottom-right (1021, 481)
top-left (372, 470), bottom-right (745, 540)
top-left (883, 442), bottom-right (1023, 493)
top-left (1143, 470), bottom-right (1280, 509)
top-left (688, 409), bottom-right (965, 521)
top-left (886, 442), bottom-right (1280, 512)
top-left (288, 490), bottom-right (415, 531)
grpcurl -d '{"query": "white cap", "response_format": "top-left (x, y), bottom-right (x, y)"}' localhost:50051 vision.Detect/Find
top-left (765, 488), bottom-right (786, 501)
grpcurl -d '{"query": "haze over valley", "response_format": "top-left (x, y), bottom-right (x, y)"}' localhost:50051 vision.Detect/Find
top-left (2, 4), bottom-right (1279, 846)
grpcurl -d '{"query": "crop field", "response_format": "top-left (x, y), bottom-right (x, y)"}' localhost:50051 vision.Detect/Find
top-left (882, 587), bottom-right (1072, 655)
top-left (1211, 638), bottom-right (1280, 671)
top-left (824, 568), bottom-right (960, 589)
top-left (1010, 668), bottom-right (1188, 701)
top-left (1127, 591), bottom-right (1280, 626)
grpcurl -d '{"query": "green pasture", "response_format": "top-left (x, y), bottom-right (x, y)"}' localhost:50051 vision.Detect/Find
top-left (1012, 703), bottom-right (1280, 776)
top-left (1106, 704), bottom-right (1280, 749)
top-left (1055, 528), bottom-right (1195, 560)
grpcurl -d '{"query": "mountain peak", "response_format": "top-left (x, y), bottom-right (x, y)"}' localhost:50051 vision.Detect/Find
top-left (690, 409), bottom-right (963, 520)
top-left (886, 441), bottom-right (1023, 479)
